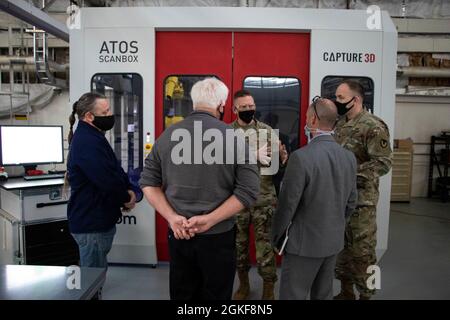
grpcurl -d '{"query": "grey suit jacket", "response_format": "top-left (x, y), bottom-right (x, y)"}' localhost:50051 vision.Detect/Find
top-left (271, 134), bottom-right (357, 258)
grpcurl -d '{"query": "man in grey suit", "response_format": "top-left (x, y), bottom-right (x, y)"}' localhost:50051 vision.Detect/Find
top-left (272, 96), bottom-right (357, 300)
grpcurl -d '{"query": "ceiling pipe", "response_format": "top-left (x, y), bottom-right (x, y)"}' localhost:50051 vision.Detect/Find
top-left (0, 55), bottom-right (69, 72)
top-left (0, 56), bottom-right (35, 65)
top-left (0, 63), bottom-right (69, 73)
top-left (398, 67), bottom-right (450, 78)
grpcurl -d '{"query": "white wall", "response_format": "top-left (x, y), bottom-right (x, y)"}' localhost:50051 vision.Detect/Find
top-left (394, 96), bottom-right (450, 197)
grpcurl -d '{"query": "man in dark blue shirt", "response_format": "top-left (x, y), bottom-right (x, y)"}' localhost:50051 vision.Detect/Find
top-left (67, 92), bottom-right (136, 270)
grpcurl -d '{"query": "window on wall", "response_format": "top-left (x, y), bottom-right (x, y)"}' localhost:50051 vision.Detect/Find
top-left (163, 75), bottom-right (218, 129)
top-left (91, 73), bottom-right (143, 200)
top-left (321, 76), bottom-right (375, 113)
top-left (243, 76), bottom-right (301, 154)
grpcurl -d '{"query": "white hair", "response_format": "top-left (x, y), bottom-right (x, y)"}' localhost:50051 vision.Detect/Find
top-left (190, 77), bottom-right (229, 111)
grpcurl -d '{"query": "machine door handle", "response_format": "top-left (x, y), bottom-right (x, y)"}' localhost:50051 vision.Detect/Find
top-left (36, 201), bottom-right (68, 208)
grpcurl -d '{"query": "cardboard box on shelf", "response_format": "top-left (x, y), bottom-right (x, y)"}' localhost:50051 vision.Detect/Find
top-left (391, 138), bottom-right (414, 202)
top-left (394, 138), bottom-right (413, 151)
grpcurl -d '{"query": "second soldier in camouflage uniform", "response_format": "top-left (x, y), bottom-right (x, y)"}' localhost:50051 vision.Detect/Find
top-left (332, 80), bottom-right (392, 300)
top-left (231, 90), bottom-right (287, 300)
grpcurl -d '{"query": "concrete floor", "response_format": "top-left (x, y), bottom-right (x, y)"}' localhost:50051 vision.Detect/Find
top-left (102, 198), bottom-right (450, 300)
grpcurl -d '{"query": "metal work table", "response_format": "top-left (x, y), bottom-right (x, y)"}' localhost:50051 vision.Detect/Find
top-left (0, 178), bottom-right (78, 266)
top-left (0, 264), bottom-right (106, 300)
top-left (0, 177), bottom-right (65, 191)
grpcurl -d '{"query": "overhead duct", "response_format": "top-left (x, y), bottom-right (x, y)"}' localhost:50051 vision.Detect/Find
top-left (0, 56), bottom-right (69, 71)
top-left (0, 56), bottom-right (35, 65)
top-left (0, 63), bottom-right (69, 73)
top-left (0, 55), bottom-right (69, 86)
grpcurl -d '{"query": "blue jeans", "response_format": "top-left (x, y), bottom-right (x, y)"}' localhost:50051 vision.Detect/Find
top-left (71, 226), bottom-right (116, 269)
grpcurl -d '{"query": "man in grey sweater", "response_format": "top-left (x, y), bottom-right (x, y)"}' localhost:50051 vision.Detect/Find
top-left (140, 78), bottom-right (260, 300)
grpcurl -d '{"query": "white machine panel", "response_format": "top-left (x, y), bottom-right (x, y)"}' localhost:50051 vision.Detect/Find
top-left (78, 27), bottom-right (157, 265)
top-left (310, 29), bottom-right (393, 257)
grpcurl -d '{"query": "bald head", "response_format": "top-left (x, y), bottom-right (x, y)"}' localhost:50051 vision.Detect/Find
top-left (307, 98), bottom-right (338, 130)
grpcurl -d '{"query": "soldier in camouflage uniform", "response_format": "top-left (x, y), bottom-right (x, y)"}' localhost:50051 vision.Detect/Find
top-left (332, 80), bottom-right (393, 300)
top-left (231, 90), bottom-right (288, 300)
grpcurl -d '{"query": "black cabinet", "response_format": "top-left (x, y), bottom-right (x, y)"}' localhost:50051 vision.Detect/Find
top-left (0, 180), bottom-right (80, 266)
top-left (428, 132), bottom-right (450, 202)
top-left (24, 220), bottom-right (79, 266)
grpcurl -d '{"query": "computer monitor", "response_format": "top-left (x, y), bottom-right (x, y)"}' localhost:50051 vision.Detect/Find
top-left (0, 125), bottom-right (64, 167)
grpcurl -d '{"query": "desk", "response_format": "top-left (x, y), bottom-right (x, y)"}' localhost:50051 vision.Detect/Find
top-left (0, 178), bottom-right (157, 266)
top-left (0, 178), bottom-right (65, 191)
top-left (0, 178), bottom-right (67, 223)
top-left (0, 264), bottom-right (105, 300)
top-left (0, 178), bottom-right (79, 265)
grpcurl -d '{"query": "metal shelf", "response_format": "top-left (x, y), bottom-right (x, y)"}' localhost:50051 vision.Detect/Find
top-left (428, 133), bottom-right (450, 202)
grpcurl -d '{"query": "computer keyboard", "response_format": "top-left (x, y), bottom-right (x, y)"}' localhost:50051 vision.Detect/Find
top-left (24, 173), bottom-right (65, 181)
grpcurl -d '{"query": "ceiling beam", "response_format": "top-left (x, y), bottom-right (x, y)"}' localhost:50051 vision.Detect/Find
top-left (0, 0), bottom-right (69, 42)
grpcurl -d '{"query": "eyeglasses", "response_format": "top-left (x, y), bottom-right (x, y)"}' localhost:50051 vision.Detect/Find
top-left (311, 95), bottom-right (321, 121)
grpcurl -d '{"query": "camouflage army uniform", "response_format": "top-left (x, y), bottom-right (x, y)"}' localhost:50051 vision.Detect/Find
top-left (232, 119), bottom-right (278, 283)
top-left (333, 109), bottom-right (393, 298)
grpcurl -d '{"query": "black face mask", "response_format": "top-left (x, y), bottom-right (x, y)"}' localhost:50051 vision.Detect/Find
top-left (238, 110), bottom-right (255, 124)
top-left (92, 115), bottom-right (115, 131)
top-left (334, 97), bottom-right (355, 116)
